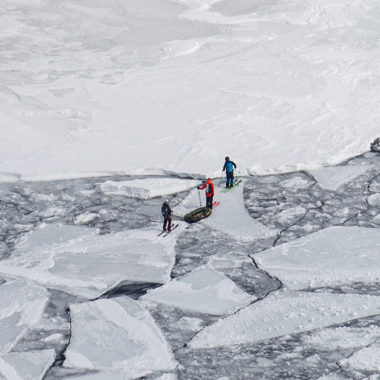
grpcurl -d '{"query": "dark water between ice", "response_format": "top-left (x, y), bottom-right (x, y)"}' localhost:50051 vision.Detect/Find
top-left (1, 154), bottom-right (380, 379)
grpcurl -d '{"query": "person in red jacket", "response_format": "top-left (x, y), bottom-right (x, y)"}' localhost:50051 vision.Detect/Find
top-left (197, 178), bottom-right (215, 209)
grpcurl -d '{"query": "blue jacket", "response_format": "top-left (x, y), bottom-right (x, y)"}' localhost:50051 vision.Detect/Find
top-left (223, 160), bottom-right (236, 172)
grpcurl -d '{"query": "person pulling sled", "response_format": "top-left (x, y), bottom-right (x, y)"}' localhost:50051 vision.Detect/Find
top-left (197, 178), bottom-right (215, 209)
top-left (222, 156), bottom-right (237, 188)
top-left (161, 199), bottom-right (172, 232)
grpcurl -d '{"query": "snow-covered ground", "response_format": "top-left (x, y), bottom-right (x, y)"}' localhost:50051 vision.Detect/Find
top-left (1, 0), bottom-right (380, 379)
top-left (1, 0), bottom-right (380, 180)
top-left (176, 180), bottom-right (275, 240)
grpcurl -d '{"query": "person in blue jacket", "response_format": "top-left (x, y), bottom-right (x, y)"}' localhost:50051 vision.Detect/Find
top-left (222, 156), bottom-right (237, 188)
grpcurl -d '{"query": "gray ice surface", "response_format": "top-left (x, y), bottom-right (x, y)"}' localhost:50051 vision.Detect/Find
top-left (0, 154), bottom-right (380, 379)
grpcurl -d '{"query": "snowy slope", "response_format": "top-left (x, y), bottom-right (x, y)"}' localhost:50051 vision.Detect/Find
top-left (1, 0), bottom-right (380, 180)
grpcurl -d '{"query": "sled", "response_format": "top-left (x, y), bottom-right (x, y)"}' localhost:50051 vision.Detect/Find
top-left (184, 206), bottom-right (212, 223)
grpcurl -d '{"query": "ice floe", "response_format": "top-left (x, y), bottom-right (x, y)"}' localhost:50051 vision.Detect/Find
top-left (17, 223), bottom-right (98, 251)
top-left (308, 165), bottom-right (369, 191)
top-left (303, 326), bottom-right (380, 350)
top-left (279, 177), bottom-right (310, 190)
top-left (0, 223), bottom-right (182, 298)
top-left (189, 291), bottom-right (380, 348)
top-left (68, 371), bottom-right (138, 380)
top-left (74, 212), bottom-right (98, 225)
top-left (367, 193), bottom-right (380, 208)
top-left (156, 375), bottom-right (177, 380)
top-left (277, 206), bottom-right (307, 225)
top-left (0, 349), bottom-right (55, 380)
top-left (70, 370), bottom-right (177, 380)
top-left (254, 226), bottom-right (380, 290)
top-left (0, 279), bottom-right (49, 354)
top-left (64, 297), bottom-right (176, 378)
top-left (208, 251), bottom-right (252, 270)
top-left (142, 268), bottom-right (254, 315)
top-left (99, 178), bottom-right (199, 199)
top-left (178, 181), bottom-right (275, 240)
top-left (340, 342), bottom-right (380, 372)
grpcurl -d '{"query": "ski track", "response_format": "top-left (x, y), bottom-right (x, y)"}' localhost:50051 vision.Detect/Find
top-left (0, 153), bottom-right (380, 379)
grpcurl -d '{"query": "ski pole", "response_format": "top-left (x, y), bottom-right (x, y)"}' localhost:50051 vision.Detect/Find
top-left (218, 170), bottom-right (223, 186)
top-left (197, 188), bottom-right (202, 206)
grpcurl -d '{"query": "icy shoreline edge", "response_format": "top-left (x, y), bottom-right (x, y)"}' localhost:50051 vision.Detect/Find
top-left (1, 150), bottom-right (373, 184)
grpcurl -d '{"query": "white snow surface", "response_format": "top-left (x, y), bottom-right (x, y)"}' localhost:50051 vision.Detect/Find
top-left (0, 223), bottom-right (182, 298)
top-left (254, 226), bottom-right (380, 290)
top-left (178, 181), bottom-right (275, 240)
top-left (64, 297), bottom-right (176, 378)
top-left (1, 0), bottom-right (380, 180)
top-left (0, 280), bottom-right (49, 354)
top-left (308, 165), bottom-right (370, 191)
top-left (189, 291), bottom-right (380, 349)
top-left (142, 268), bottom-right (254, 315)
top-left (0, 350), bottom-right (56, 380)
top-left (99, 178), bottom-right (199, 199)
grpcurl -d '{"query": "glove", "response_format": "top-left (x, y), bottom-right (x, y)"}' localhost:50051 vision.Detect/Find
top-left (197, 186), bottom-right (200, 189)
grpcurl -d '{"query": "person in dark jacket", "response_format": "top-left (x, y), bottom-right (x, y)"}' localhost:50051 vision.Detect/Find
top-left (161, 199), bottom-right (172, 231)
top-left (222, 156), bottom-right (237, 188)
top-left (197, 178), bottom-right (215, 209)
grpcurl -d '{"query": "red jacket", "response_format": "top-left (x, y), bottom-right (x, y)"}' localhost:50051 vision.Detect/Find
top-left (199, 180), bottom-right (214, 197)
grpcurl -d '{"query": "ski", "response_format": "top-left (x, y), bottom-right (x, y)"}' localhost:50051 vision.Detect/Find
top-left (162, 224), bottom-right (179, 237)
top-left (222, 179), bottom-right (242, 192)
top-left (213, 201), bottom-right (220, 208)
top-left (157, 230), bottom-right (166, 236)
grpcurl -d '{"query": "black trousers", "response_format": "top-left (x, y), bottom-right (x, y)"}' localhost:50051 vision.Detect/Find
top-left (163, 217), bottom-right (172, 231)
top-left (206, 195), bottom-right (213, 209)
top-left (226, 171), bottom-right (234, 186)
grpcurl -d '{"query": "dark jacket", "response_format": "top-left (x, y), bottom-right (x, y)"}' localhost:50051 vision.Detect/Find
top-left (161, 202), bottom-right (172, 218)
